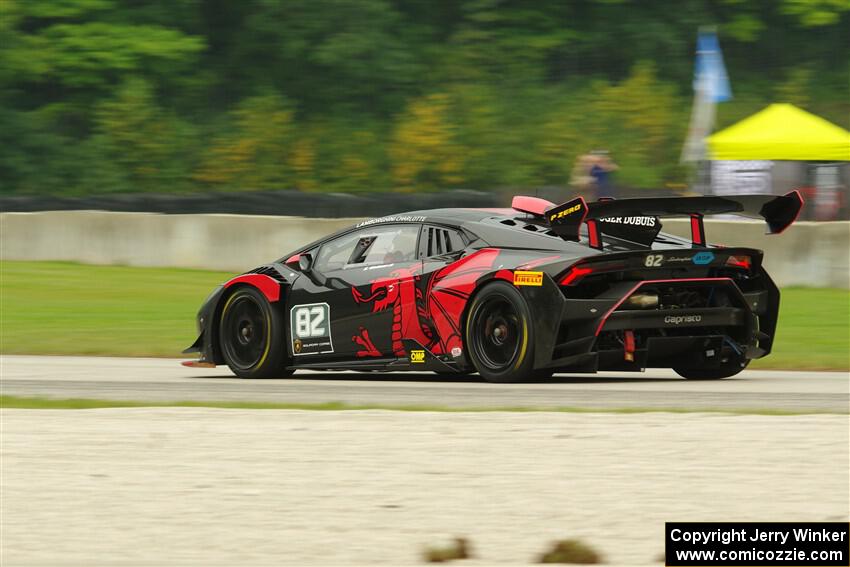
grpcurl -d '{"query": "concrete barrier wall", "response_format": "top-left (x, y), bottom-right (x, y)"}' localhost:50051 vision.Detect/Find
top-left (0, 211), bottom-right (360, 273)
top-left (2, 211), bottom-right (848, 288)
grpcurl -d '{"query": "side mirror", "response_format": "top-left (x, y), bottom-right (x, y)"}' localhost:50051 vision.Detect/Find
top-left (298, 253), bottom-right (314, 273)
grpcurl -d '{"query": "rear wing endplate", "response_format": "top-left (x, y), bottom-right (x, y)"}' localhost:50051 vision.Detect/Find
top-left (544, 190), bottom-right (804, 249)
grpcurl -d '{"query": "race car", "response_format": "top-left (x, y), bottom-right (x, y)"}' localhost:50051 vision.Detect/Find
top-left (183, 191), bottom-right (803, 382)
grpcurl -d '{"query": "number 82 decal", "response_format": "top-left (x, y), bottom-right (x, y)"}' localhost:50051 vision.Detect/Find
top-left (644, 254), bottom-right (663, 267)
top-left (294, 305), bottom-right (326, 337)
top-left (290, 303), bottom-right (334, 355)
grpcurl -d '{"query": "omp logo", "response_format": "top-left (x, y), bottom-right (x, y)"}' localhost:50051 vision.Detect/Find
top-left (513, 271), bottom-right (544, 286)
top-left (664, 315), bottom-right (702, 325)
top-left (410, 350), bottom-right (426, 363)
top-left (549, 203), bottom-right (582, 221)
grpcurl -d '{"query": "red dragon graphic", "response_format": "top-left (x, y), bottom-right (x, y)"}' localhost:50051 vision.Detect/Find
top-left (350, 249), bottom-right (504, 358)
top-left (351, 266), bottom-right (431, 357)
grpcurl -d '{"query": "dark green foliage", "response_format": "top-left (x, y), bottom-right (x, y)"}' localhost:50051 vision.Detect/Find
top-left (1, 0), bottom-right (847, 195)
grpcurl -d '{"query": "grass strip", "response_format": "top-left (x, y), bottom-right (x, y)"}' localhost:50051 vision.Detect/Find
top-left (750, 287), bottom-right (850, 371)
top-left (0, 261), bottom-right (232, 357)
top-left (0, 395), bottom-right (843, 415)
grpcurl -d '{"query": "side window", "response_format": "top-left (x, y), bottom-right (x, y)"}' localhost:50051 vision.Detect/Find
top-left (420, 226), bottom-right (465, 258)
top-left (315, 225), bottom-right (420, 272)
top-left (313, 232), bottom-right (362, 272)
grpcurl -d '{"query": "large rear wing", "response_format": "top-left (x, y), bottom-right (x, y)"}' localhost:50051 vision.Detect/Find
top-left (540, 190), bottom-right (804, 249)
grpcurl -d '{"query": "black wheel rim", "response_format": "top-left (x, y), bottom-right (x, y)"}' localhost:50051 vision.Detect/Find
top-left (222, 295), bottom-right (268, 370)
top-left (470, 294), bottom-right (522, 372)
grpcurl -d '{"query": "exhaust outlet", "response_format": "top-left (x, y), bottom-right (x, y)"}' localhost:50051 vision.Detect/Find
top-left (624, 293), bottom-right (659, 309)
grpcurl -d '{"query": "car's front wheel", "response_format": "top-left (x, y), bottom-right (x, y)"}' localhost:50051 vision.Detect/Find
top-left (465, 281), bottom-right (536, 383)
top-left (219, 286), bottom-right (292, 378)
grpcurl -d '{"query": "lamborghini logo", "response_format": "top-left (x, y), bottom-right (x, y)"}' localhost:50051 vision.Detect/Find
top-left (513, 271), bottom-right (544, 286)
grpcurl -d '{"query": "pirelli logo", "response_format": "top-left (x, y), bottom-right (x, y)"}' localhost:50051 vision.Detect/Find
top-left (513, 271), bottom-right (544, 286)
top-left (410, 350), bottom-right (426, 363)
top-left (549, 203), bottom-right (582, 221)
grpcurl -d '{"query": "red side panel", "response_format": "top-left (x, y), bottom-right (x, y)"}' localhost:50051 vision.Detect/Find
top-left (223, 274), bottom-right (282, 302)
top-left (493, 269), bottom-right (514, 282)
top-left (426, 248), bottom-right (502, 354)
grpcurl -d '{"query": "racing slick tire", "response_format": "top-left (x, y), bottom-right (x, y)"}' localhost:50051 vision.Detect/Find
top-left (219, 286), bottom-right (293, 379)
top-left (673, 358), bottom-right (749, 380)
top-left (465, 281), bottom-right (537, 383)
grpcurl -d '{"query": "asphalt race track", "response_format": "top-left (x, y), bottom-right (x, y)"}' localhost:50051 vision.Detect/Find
top-left (2, 355), bottom-right (847, 412)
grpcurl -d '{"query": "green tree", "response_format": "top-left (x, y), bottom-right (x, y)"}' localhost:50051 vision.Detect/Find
top-left (781, 0), bottom-right (850, 26)
top-left (1, 0), bottom-right (848, 195)
top-left (194, 94), bottom-right (295, 190)
top-left (232, 0), bottom-right (424, 116)
top-left (590, 62), bottom-right (686, 188)
top-left (88, 78), bottom-right (196, 192)
top-left (390, 93), bottom-right (465, 190)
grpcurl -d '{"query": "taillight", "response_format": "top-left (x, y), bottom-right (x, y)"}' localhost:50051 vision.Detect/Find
top-left (725, 255), bottom-right (751, 270)
top-left (560, 265), bottom-right (594, 285)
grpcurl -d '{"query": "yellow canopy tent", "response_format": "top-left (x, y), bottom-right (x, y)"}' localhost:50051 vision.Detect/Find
top-left (707, 103), bottom-right (850, 161)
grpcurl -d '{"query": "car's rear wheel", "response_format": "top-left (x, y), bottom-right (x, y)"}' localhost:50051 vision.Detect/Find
top-left (465, 281), bottom-right (536, 383)
top-left (673, 358), bottom-right (749, 380)
top-left (219, 286), bottom-right (292, 379)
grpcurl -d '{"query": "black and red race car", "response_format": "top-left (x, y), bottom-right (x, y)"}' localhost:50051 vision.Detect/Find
top-left (183, 192), bottom-right (803, 382)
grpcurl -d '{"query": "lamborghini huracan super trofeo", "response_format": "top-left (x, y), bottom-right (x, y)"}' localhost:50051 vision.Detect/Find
top-left (183, 192), bottom-right (803, 382)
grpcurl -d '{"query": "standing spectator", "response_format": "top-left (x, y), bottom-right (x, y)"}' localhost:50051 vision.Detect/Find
top-left (589, 150), bottom-right (619, 200)
top-left (570, 152), bottom-right (596, 200)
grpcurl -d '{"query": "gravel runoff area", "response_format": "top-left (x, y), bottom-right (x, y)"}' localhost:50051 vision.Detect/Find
top-left (2, 409), bottom-right (848, 566)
